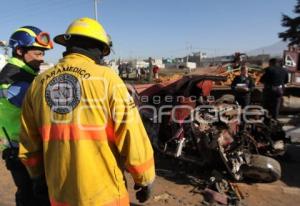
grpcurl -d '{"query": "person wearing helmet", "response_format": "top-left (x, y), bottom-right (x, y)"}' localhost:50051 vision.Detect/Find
top-left (0, 26), bottom-right (53, 206)
top-left (19, 17), bottom-right (155, 206)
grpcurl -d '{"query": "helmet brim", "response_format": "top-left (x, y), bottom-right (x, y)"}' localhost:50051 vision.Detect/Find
top-left (53, 34), bottom-right (68, 46)
top-left (54, 34), bottom-right (110, 56)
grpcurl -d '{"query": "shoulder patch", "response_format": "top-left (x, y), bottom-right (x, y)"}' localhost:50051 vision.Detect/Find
top-left (45, 74), bottom-right (81, 114)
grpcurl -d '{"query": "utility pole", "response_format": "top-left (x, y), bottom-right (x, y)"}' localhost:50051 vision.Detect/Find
top-left (199, 52), bottom-right (201, 67)
top-left (213, 48), bottom-right (217, 65)
top-left (94, 0), bottom-right (100, 21)
top-left (186, 44), bottom-right (192, 64)
top-left (148, 57), bottom-right (153, 82)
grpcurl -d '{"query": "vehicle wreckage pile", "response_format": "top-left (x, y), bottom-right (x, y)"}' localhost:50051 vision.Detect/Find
top-left (156, 64), bottom-right (265, 88)
top-left (214, 65), bottom-right (264, 86)
top-left (130, 75), bottom-right (289, 204)
top-left (129, 75), bottom-right (289, 204)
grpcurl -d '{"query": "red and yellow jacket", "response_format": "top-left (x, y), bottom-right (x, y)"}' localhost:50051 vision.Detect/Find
top-left (19, 53), bottom-right (155, 206)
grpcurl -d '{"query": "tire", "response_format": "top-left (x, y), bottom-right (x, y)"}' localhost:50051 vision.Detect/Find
top-left (241, 154), bottom-right (281, 182)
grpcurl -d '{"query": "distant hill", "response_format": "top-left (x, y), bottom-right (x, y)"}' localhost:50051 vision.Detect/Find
top-left (247, 41), bottom-right (289, 57)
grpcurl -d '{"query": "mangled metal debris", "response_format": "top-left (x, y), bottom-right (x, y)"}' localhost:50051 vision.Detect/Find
top-left (131, 75), bottom-right (288, 183)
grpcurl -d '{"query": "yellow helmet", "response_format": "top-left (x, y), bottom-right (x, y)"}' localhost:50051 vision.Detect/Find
top-left (54, 17), bottom-right (110, 56)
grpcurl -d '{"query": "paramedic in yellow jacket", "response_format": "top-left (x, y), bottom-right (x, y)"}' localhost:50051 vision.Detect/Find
top-left (19, 17), bottom-right (155, 206)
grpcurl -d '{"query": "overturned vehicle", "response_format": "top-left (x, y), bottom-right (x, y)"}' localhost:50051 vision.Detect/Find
top-left (130, 75), bottom-right (288, 182)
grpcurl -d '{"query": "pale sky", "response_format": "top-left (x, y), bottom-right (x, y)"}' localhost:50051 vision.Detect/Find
top-left (0, 0), bottom-right (296, 63)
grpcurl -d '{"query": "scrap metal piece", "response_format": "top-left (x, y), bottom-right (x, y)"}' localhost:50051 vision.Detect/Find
top-left (175, 138), bottom-right (186, 157)
top-left (203, 188), bottom-right (228, 205)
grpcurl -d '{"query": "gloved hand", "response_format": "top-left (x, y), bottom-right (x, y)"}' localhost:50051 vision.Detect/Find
top-left (134, 183), bottom-right (152, 203)
top-left (32, 175), bottom-right (51, 206)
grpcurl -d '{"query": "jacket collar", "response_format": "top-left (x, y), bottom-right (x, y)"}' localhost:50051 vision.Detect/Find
top-left (8, 57), bottom-right (37, 76)
top-left (62, 46), bottom-right (103, 65)
top-left (60, 53), bottom-right (96, 64)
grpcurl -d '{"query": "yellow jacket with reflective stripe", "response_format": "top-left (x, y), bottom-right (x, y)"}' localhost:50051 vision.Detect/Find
top-left (19, 53), bottom-right (155, 206)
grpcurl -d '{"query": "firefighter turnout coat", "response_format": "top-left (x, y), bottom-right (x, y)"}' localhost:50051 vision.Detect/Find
top-left (19, 53), bottom-right (155, 206)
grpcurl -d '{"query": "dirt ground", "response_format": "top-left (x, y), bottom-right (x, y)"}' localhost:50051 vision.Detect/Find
top-left (1, 143), bottom-right (300, 206)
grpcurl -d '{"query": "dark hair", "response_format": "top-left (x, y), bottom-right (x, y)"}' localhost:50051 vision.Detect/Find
top-left (269, 58), bottom-right (277, 66)
top-left (65, 35), bottom-right (107, 51)
top-left (64, 35), bottom-right (108, 63)
top-left (12, 46), bottom-right (46, 57)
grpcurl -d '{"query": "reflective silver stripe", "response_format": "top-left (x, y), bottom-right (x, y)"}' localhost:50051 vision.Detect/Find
top-left (271, 85), bottom-right (283, 90)
top-left (0, 89), bottom-right (8, 98)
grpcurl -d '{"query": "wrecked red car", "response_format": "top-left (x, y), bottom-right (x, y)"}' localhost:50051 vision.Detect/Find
top-left (129, 75), bottom-right (286, 182)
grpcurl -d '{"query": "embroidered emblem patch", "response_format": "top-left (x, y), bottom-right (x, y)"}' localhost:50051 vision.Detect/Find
top-left (45, 74), bottom-right (81, 114)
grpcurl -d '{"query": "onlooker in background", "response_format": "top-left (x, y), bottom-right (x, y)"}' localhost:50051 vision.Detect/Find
top-left (152, 65), bottom-right (159, 80)
top-left (231, 64), bottom-right (255, 108)
top-left (118, 64), bottom-right (124, 78)
top-left (136, 67), bottom-right (141, 80)
top-left (141, 67), bottom-right (146, 79)
top-left (260, 58), bottom-right (289, 119)
top-left (126, 63), bottom-right (131, 79)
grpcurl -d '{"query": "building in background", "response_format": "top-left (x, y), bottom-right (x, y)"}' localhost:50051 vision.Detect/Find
top-left (0, 54), bottom-right (6, 71)
top-left (0, 40), bottom-right (9, 71)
